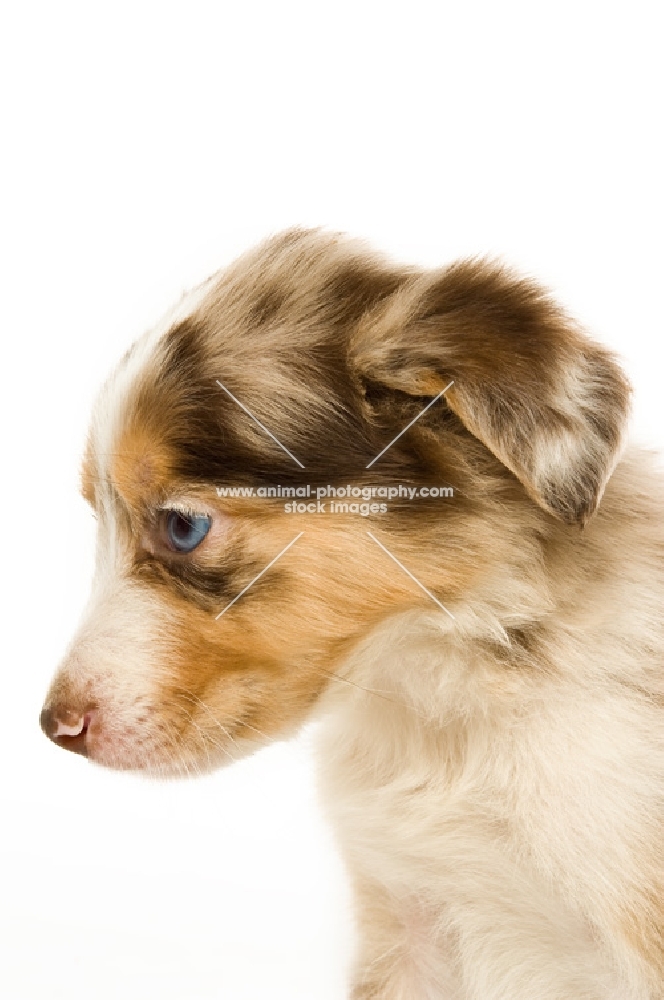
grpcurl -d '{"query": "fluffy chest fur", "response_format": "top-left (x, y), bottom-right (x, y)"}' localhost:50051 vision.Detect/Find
top-left (318, 461), bottom-right (664, 998)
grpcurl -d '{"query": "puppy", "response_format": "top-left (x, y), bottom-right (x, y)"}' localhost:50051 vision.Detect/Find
top-left (40, 229), bottom-right (664, 999)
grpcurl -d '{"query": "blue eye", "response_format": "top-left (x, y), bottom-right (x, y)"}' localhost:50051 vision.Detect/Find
top-left (164, 511), bottom-right (211, 553)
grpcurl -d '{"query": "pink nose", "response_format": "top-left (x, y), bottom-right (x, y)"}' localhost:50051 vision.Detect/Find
top-left (40, 705), bottom-right (96, 756)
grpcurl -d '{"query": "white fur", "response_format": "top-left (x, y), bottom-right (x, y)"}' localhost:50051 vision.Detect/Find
top-left (316, 452), bottom-right (664, 999)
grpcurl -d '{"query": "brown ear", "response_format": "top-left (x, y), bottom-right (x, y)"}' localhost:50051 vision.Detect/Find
top-left (351, 259), bottom-right (631, 525)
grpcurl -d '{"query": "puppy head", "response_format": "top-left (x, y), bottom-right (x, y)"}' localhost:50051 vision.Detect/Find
top-left (40, 230), bottom-right (630, 775)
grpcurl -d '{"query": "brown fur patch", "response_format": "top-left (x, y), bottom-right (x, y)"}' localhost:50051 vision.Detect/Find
top-left (350, 258), bottom-right (631, 524)
top-left (110, 424), bottom-right (174, 511)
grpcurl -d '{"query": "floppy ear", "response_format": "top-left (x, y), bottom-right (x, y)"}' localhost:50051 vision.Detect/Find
top-left (351, 259), bottom-right (631, 525)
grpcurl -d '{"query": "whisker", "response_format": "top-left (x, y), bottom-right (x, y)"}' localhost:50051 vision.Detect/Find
top-left (232, 719), bottom-right (271, 742)
top-left (176, 690), bottom-right (275, 747)
top-left (177, 691), bottom-right (242, 749)
top-left (178, 707), bottom-right (214, 768)
top-left (159, 729), bottom-right (193, 778)
top-left (179, 703), bottom-right (238, 763)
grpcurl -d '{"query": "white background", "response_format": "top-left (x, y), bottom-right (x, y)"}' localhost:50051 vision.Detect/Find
top-left (1, 3), bottom-right (663, 998)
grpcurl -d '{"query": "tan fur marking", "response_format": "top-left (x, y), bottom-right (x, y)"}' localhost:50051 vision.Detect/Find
top-left (110, 424), bottom-right (174, 511)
